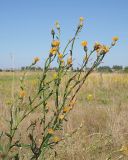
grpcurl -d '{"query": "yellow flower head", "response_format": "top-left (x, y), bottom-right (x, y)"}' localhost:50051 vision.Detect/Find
top-left (52, 47), bottom-right (58, 51)
top-left (19, 90), bottom-right (25, 98)
top-left (59, 114), bottom-right (65, 120)
top-left (112, 36), bottom-right (119, 42)
top-left (52, 40), bottom-right (60, 47)
top-left (101, 45), bottom-right (109, 54)
top-left (119, 145), bottom-right (128, 156)
top-left (79, 17), bottom-right (84, 21)
top-left (63, 106), bottom-right (71, 113)
top-left (50, 47), bottom-right (58, 55)
top-left (58, 53), bottom-right (63, 59)
top-left (34, 57), bottom-right (40, 63)
top-left (53, 136), bottom-right (60, 143)
top-left (81, 41), bottom-right (88, 47)
top-left (48, 128), bottom-right (54, 135)
top-left (53, 73), bottom-right (58, 79)
top-left (86, 94), bottom-right (93, 101)
top-left (94, 42), bottom-right (102, 50)
top-left (67, 56), bottom-right (72, 65)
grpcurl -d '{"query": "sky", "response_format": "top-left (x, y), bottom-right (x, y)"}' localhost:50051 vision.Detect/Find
top-left (0, 0), bottom-right (128, 69)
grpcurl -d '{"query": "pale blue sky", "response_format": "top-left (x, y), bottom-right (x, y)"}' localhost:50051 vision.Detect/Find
top-left (0, 0), bottom-right (128, 68)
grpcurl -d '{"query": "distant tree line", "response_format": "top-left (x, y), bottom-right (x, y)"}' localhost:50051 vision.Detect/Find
top-left (97, 65), bottom-right (128, 73)
top-left (21, 66), bottom-right (58, 71)
top-left (0, 65), bottom-right (128, 73)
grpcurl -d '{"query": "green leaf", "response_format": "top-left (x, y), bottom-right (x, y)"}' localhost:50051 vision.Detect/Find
top-left (0, 144), bottom-right (3, 152)
top-left (20, 143), bottom-right (31, 148)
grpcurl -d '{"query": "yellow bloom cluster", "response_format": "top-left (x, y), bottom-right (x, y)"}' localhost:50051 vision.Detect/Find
top-left (49, 40), bottom-right (60, 56)
top-left (58, 101), bottom-right (76, 122)
top-left (94, 42), bottom-right (109, 54)
top-left (94, 37), bottom-right (118, 54)
top-left (48, 129), bottom-right (60, 144)
top-left (58, 100), bottom-right (76, 122)
top-left (58, 99), bottom-right (76, 124)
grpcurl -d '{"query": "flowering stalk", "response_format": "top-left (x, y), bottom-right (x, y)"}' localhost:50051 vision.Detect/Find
top-left (0, 18), bottom-right (118, 160)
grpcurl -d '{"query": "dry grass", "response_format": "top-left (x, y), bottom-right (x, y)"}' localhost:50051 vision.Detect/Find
top-left (0, 72), bottom-right (128, 159)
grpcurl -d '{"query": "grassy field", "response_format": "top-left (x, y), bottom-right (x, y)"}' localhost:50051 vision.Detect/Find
top-left (0, 71), bottom-right (128, 159)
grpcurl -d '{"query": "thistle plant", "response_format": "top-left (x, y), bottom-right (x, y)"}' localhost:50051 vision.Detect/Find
top-left (0, 17), bottom-right (118, 160)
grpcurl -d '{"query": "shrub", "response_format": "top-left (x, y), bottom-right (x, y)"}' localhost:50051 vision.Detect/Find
top-left (0, 18), bottom-right (118, 160)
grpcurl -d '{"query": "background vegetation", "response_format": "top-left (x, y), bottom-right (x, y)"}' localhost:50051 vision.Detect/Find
top-left (0, 71), bottom-right (128, 159)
